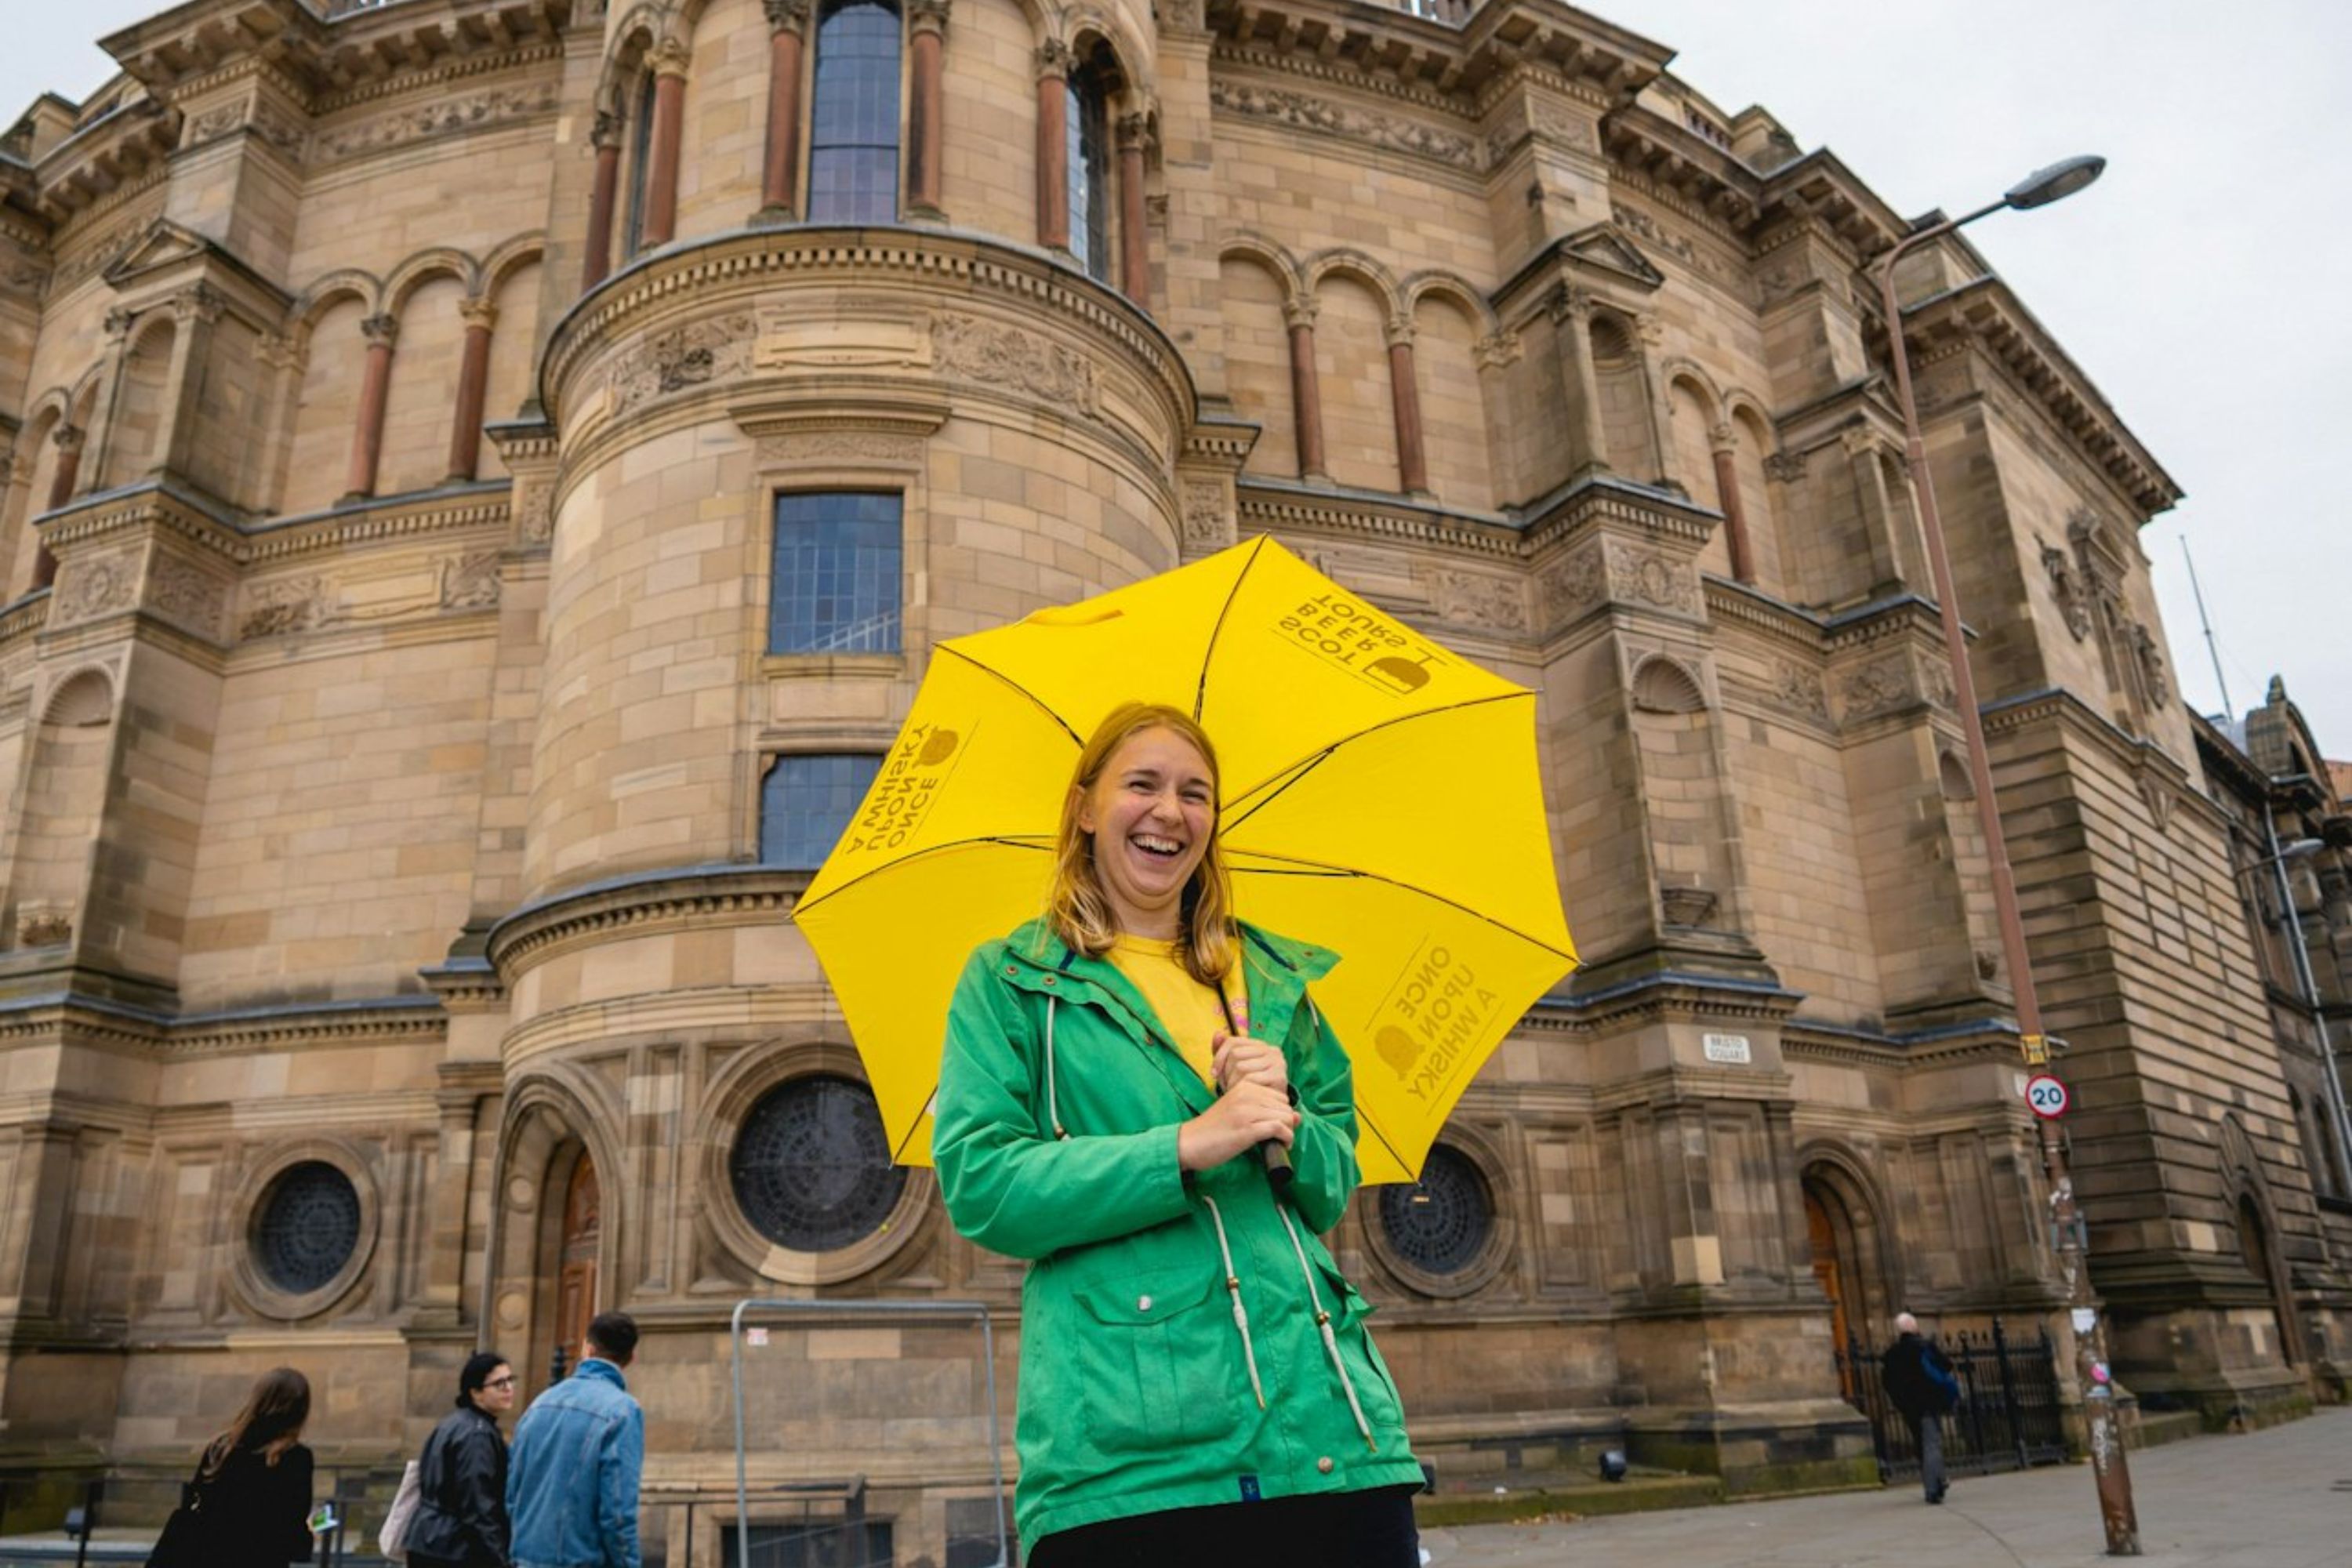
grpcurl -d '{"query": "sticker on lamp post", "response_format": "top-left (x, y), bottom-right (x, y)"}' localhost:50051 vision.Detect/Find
top-left (2024, 1073), bottom-right (2069, 1120)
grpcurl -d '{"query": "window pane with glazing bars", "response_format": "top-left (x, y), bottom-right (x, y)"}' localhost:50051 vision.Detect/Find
top-left (762, 753), bottom-right (882, 869)
top-left (808, 0), bottom-right (901, 223)
top-left (770, 492), bottom-right (902, 653)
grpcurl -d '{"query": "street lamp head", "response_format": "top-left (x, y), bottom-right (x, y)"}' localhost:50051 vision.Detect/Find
top-left (2005, 155), bottom-right (2107, 211)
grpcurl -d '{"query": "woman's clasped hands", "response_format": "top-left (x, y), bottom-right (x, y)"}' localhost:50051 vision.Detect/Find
top-left (1175, 1030), bottom-right (1301, 1172)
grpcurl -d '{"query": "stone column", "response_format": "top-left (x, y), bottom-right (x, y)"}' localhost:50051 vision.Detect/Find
top-left (1116, 111), bottom-right (1150, 305)
top-left (447, 300), bottom-right (499, 483)
top-left (758, 0), bottom-right (812, 221)
top-left (905, 0), bottom-right (949, 219)
top-left (1035, 42), bottom-right (1073, 252)
top-left (33, 426), bottom-right (82, 590)
top-left (1548, 287), bottom-right (1609, 476)
top-left (1635, 312), bottom-right (1674, 486)
top-left (252, 332), bottom-right (308, 514)
top-left (161, 285), bottom-right (226, 479)
top-left (343, 314), bottom-right (399, 502)
top-left (1841, 425), bottom-right (1904, 590)
top-left (1709, 423), bottom-right (1756, 584)
top-left (641, 45), bottom-right (691, 250)
top-left (582, 111), bottom-right (624, 290)
top-left (1284, 298), bottom-right (1327, 482)
top-left (1385, 316), bottom-right (1428, 496)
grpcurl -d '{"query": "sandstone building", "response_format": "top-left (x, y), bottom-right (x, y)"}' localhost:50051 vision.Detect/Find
top-left (2, 0), bottom-right (2347, 1555)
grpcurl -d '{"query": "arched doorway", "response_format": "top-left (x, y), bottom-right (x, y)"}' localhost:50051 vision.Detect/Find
top-left (1801, 1160), bottom-right (1890, 1400)
top-left (554, 1154), bottom-right (600, 1376)
top-left (2235, 1192), bottom-right (2295, 1367)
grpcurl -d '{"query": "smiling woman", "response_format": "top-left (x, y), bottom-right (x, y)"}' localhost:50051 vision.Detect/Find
top-left (932, 700), bottom-right (1428, 1563)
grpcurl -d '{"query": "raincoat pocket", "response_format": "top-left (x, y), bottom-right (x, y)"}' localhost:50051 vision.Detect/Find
top-left (1070, 1263), bottom-right (1241, 1454)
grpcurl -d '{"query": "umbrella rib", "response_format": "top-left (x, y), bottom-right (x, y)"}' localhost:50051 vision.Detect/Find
top-left (1352, 1105), bottom-right (1412, 1183)
top-left (1222, 688), bottom-right (1537, 814)
top-left (1227, 846), bottom-right (1576, 961)
top-left (934, 643), bottom-right (1086, 747)
top-left (790, 834), bottom-right (1052, 920)
top-left (1192, 534), bottom-right (1272, 724)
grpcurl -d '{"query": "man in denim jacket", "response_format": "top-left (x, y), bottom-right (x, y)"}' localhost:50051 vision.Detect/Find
top-left (507, 1312), bottom-right (645, 1568)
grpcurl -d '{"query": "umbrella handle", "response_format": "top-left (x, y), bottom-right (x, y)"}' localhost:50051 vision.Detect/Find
top-left (1221, 994), bottom-right (1295, 1192)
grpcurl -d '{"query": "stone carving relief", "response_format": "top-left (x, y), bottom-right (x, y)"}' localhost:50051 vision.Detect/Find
top-left (609, 313), bottom-right (757, 415)
top-left (311, 82), bottom-right (561, 164)
top-left (438, 550), bottom-right (503, 611)
top-left (2039, 537), bottom-right (2092, 641)
top-left (1481, 98), bottom-right (1596, 166)
top-left (17, 907), bottom-right (72, 948)
top-left (240, 575), bottom-right (345, 641)
top-left (56, 550), bottom-right (141, 623)
top-left (1435, 569), bottom-right (1527, 634)
top-left (1180, 480), bottom-right (1228, 549)
top-left (147, 554), bottom-right (230, 640)
top-left (514, 485), bottom-right (554, 544)
top-left (1837, 651), bottom-right (1951, 723)
top-left (2129, 622), bottom-right (2169, 706)
top-left (1619, 545), bottom-right (1700, 613)
top-left (1209, 79), bottom-right (1476, 168)
top-left (1762, 448), bottom-right (1808, 484)
top-left (757, 431), bottom-right (928, 466)
top-left (1769, 659), bottom-right (1831, 725)
top-left (931, 314), bottom-right (1098, 416)
top-left (183, 100), bottom-right (306, 158)
top-left (1536, 544), bottom-right (1606, 628)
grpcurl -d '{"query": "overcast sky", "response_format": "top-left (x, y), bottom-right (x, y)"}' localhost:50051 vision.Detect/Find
top-left (9, 1), bottom-right (2347, 756)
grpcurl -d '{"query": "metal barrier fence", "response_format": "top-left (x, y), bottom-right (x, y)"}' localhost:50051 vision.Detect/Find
top-left (729, 1298), bottom-right (1009, 1568)
top-left (1835, 1317), bottom-right (2071, 1483)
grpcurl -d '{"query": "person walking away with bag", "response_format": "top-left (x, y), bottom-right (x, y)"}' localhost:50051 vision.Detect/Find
top-left (147, 1367), bottom-right (323, 1567)
top-left (506, 1312), bottom-right (644, 1568)
top-left (1879, 1311), bottom-right (1960, 1504)
top-left (935, 702), bottom-right (1428, 1567)
top-left (401, 1352), bottom-right (517, 1566)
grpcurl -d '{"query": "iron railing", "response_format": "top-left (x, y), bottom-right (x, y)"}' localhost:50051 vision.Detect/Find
top-left (1835, 1317), bottom-right (2071, 1483)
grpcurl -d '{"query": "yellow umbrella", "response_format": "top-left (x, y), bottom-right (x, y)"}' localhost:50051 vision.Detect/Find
top-left (794, 535), bottom-right (1575, 1184)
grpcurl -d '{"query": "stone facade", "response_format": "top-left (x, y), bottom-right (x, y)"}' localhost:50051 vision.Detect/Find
top-left (1, 0), bottom-right (2346, 1554)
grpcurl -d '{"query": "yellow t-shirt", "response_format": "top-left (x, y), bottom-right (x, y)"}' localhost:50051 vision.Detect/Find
top-left (1105, 934), bottom-right (1229, 1087)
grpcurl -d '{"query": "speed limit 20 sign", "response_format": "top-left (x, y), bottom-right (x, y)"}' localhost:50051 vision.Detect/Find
top-left (2024, 1074), bottom-right (2070, 1120)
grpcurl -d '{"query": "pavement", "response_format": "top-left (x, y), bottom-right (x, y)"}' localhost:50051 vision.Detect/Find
top-left (1421, 1407), bottom-right (2352, 1567)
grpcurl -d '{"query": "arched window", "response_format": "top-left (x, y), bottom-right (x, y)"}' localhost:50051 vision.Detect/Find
top-left (622, 70), bottom-right (657, 257)
top-left (808, 0), bottom-right (902, 223)
top-left (1066, 47), bottom-right (1116, 281)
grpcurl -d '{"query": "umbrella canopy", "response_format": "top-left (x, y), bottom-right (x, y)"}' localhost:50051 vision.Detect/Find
top-left (794, 535), bottom-right (1575, 1184)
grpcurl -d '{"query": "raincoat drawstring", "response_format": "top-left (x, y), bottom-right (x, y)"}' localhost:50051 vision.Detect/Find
top-left (1276, 1204), bottom-right (1378, 1453)
top-left (1202, 1196), bottom-right (1267, 1410)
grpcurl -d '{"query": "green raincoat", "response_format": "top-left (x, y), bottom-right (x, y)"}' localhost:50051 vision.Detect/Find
top-left (934, 916), bottom-right (1425, 1549)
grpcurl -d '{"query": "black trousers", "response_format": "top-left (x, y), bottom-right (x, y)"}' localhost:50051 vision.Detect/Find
top-left (1025, 1483), bottom-right (1421, 1568)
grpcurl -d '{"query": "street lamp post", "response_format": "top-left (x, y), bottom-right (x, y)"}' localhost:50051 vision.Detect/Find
top-left (1875, 153), bottom-right (2142, 1556)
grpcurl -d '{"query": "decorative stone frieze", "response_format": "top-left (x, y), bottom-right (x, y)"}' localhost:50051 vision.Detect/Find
top-left (1435, 568), bottom-right (1528, 634)
top-left (54, 547), bottom-right (142, 623)
top-left (310, 80), bottom-right (562, 165)
top-left (239, 575), bottom-right (346, 641)
top-left (1210, 78), bottom-right (1476, 168)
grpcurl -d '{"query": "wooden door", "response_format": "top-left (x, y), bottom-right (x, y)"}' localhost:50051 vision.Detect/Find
top-left (555, 1155), bottom-right (600, 1375)
top-left (1806, 1185), bottom-right (1855, 1398)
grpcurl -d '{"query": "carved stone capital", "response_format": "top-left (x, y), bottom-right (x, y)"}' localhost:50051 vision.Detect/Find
top-left (650, 39), bottom-right (693, 79)
top-left (906, 0), bottom-right (950, 37)
top-left (1838, 424), bottom-right (1883, 459)
top-left (1546, 285), bottom-right (1595, 325)
top-left (459, 298), bottom-right (500, 332)
top-left (1762, 448), bottom-right (1806, 483)
top-left (53, 424), bottom-right (85, 455)
top-left (763, 0), bottom-right (815, 32)
top-left (361, 314), bottom-right (401, 349)
top-left (1035, 39), bottom-right (1074, 78)
top-left (1115, 111), bottom-right (1149, 152)
top-left (1472, 331), bottom-right (1521, 370)
top-left (255, 332), bottom-right (306, 372)
top-left (171, 283), bottom-right (227, 324)
top-left (1383, 316), bottom-right (1415, 350)
top-left (591, 108), bottom-right (626, 151)
top-left (103, 307), bottom-right (137, 341)
top-left (1281, 298), bottom-right (1318, 331)
top-left (1706, 421), bottom-right (1736, 455)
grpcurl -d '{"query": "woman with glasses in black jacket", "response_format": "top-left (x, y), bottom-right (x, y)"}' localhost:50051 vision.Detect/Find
top-left (403, 1351), bottom-right (517, 1568)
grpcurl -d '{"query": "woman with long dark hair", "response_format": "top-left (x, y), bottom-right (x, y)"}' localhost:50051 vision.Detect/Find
top-left (149, 1366), bottom-right (318, 1566)
top-left (401, 1350), bottom-right (516, 1567)
top-left (933, 702), bottom-right (1425, 1567)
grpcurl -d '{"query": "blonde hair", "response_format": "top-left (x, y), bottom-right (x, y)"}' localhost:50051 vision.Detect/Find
top-left (1047, 702), bottom-right (1236, 985)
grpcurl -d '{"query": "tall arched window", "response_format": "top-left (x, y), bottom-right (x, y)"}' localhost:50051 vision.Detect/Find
top-left (1066, 47), bottom-right (1115, 281)
top-left (808, 0), bottom-right (902, 223)
top-left (622, 71), bottom-right (657, 257)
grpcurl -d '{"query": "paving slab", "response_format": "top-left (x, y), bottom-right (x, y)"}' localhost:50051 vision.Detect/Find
top-left (1424, 1408), bottom-right (2352, 1568)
